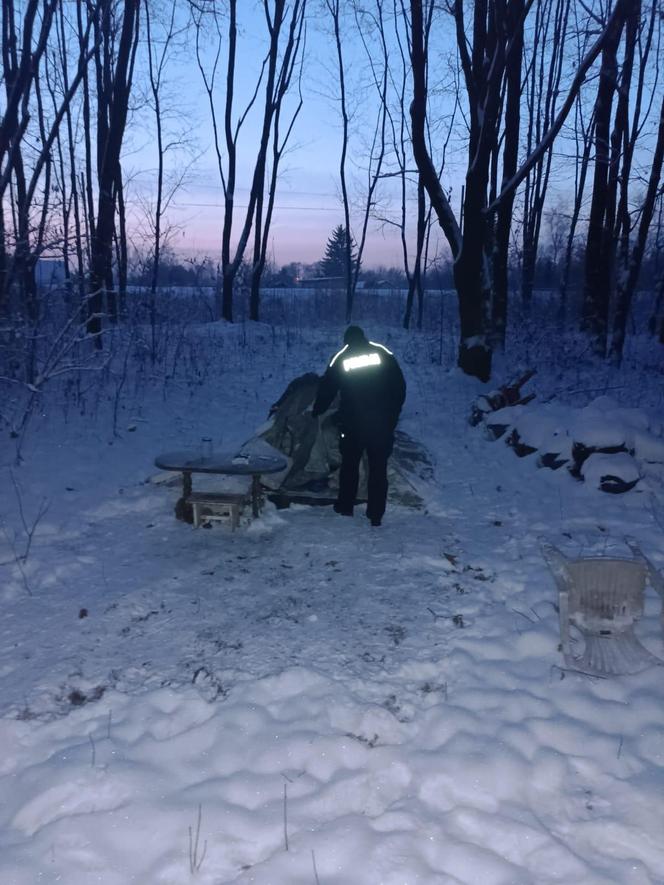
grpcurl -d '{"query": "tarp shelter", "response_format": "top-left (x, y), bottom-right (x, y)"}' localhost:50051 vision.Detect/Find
top-left (242, 373), bottom-right (429, 509)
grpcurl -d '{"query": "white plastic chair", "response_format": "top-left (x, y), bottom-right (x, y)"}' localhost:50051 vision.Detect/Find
top-left (542, 541), bottom-right (664, 676)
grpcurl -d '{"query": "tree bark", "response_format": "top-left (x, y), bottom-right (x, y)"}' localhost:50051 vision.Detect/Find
top-left (581, 3), bottom-right (628, 357)
top-left (610, 92), bottom-right (664, 363)
top-left (88, 0), bottom-right (140, 343)
top-left (0, 0), bottom-right (58, 321)
top-left (326, 0), bottom-right (354, 321)
top-left (249, 0), bottom-right (306, 321)
top-left (412, 0), bottom-right (498, 376)
top-left (520, 0), bottom-right (569, 308)
top-left (491, 0), bottom-right (524, 349)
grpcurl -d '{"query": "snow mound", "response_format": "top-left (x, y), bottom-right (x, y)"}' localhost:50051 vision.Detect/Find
top-left (633, 429), bottom-right (664, 464)
top-left (581, 453), bottom-right (641, 493)
top-left (477, 394), bottom-right (664, 493)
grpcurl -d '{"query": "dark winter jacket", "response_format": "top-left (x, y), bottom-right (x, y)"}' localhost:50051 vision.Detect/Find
top-left (312, 335), bottom-right (406, 439)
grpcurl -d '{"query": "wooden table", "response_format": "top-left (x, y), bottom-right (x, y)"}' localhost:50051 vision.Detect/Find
top-left (154, 451), bottom-right (288, 519)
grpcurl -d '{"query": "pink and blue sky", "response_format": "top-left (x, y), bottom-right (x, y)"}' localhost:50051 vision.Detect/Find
top-left (124, 3), bottom-right (457, 269)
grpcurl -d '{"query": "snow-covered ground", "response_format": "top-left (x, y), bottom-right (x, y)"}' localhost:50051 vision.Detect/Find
top-left (1, 319), bottom-right (664, 884)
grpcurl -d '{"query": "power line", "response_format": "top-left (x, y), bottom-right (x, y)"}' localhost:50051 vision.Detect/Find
top-left (171, 201), bottom-right (339, 211)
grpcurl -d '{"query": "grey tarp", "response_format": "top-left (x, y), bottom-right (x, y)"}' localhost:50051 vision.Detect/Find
top-left (242, 373), bottom-right (431, 509)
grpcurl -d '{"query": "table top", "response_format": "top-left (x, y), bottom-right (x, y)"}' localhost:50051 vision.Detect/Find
top-left (154, 450), bottom-right (288, 476)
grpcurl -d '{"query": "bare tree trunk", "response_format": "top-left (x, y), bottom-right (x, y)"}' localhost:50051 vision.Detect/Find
top-left (487, 0), bottom-right (632, 214)
top-left (0, 0), bottom-right (58, 322)
top-left (578, 2), bottom-right (629, 356)
top-left (610, 92), bottom-right (664, 363)
top-left (77, 0), bottom-right (96, 263)
top-left (0, 209), bottom-right (6, 317)
top-left (491, 0), bottom-right (525, 350)
top-left (520, 0), bottom-right (570, 309)
top-left (411, 0), bottom-right (631, 380)
top-left (325, 0), bottom-right (354, 321)
top-left (115, 165), bottom-right (128, 319)
top-left (651, 272), bottom-right (664, 344)
top-left (388, 0), bottom-right (436, 332)
top-left (410, 0), bottom-right (529, 380)
top-left (450, 0), bottom-right (507, 382)
top-left (194, 0), bottom-right (302, 322)
top-left (31, 57), bottom-right (53, 303)
top-left (349, 0), bottom-right (390, 315)
top-left (249, 0), bottom-right (307, 321)
top-left (88, 0), bottom-right (140, 344)
top-left (404, 177), bottom-right (426, 330)
top-left (649, 201), bottom-right (664, 338)
top-left (558, 101), bottom-right (594, 327)
top-left (144, 0), bottom-right (178, 354)
top-left (219, 0), bottom-right (239, 322)
top-left (58, 1), bottom-right (86, 304)
top-left (249, 187), bottom-right (265, 322)
top-left (592, 0), bottom-right (639, 343)
top-left (379, 0), bottom-right (416, 329)
top-left (45, 48), bottom-right (72, 294)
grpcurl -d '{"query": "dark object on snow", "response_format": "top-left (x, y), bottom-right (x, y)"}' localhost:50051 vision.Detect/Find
top-left (262, 374), bottom-right (341, 493)
top-left (175, 494), bottom-right (194, 523)
top-left (469, 369), bottom-right (536, 426)
top-left (265, 373), bottom-right (324, 488)
top-left (538, 452), bottom-right (568, 470)
top-left (506, 429), bottom-right (538, 458)
top-left (269, 373), bottom-right (320, 420)
top-left (312, 327), bottom-right (406, 523)
top-left (338, 431), bottom-right (392, 524)
top-left (569, 441), bottom-right (630, 479)
top-left (581, 452), bottom-right (640, 494)
top-left (485, 419), bottom-right (511, 440)
top-left (599, 474), bottom-right (639, 494)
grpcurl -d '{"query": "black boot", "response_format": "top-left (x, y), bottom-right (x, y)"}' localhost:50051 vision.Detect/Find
top-left (334, 501), bottom-right (354, 517)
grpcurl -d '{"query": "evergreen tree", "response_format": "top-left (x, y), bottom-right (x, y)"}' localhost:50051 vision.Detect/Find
top-left (319, 225), bottom-right (358, 279)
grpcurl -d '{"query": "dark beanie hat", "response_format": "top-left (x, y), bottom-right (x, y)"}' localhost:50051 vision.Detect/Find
top-left (344, 325), bottom-right (366, 345)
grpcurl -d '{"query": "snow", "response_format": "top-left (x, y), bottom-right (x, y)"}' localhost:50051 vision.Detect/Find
top-left (633, 429), bottom-right (664, 464)
top-left (461, 335), bottom-right (488, 350)
top-left (581, 453), bottom-right (641, 489)
top-left (1, 321), bottom-right (664, 884)
top-left (484, 394), bottom-right (664, 490)
top-left (511, 404), bottom-right (572, 454)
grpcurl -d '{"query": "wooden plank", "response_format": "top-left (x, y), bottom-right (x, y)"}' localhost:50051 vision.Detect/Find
top-left (186, 492), bottom-right (248, 504)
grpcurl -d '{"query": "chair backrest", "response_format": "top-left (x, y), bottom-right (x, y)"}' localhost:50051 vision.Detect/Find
top-left (565, 558), bottom-right (647, 627)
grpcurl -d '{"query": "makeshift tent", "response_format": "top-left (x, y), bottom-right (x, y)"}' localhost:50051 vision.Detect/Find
top-left (242, 372), bottom-right (429, 509)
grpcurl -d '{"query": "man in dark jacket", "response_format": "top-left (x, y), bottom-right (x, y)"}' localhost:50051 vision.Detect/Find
top-left (312, 326), bottom-right (406, 526)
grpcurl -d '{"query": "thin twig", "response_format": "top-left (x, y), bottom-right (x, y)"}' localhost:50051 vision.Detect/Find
top-left (188, 804), bottom-right (207, 874)
top-left (311, 849), bottom-right (321, 884)
top-left (510, 607), bottom-right (539, 623)
top-left (10, 470), bottom-right (50, 562)
top-left (283, 783), bottom-right (289, 852)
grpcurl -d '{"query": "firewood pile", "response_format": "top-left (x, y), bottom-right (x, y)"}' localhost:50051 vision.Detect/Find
top-left (470, 375), bottom-right (664, 494)
top-left (469, 370), bottom-right (537, 428)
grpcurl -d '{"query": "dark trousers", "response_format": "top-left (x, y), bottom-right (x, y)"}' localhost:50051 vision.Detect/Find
top-left (337, 430), bottom-right (394, 520)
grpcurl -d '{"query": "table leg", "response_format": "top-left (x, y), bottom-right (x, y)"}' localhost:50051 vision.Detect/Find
top-left (175, 471), bottom-right (194, 523)
top-left (251, 474), bottom-right (261, 518)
